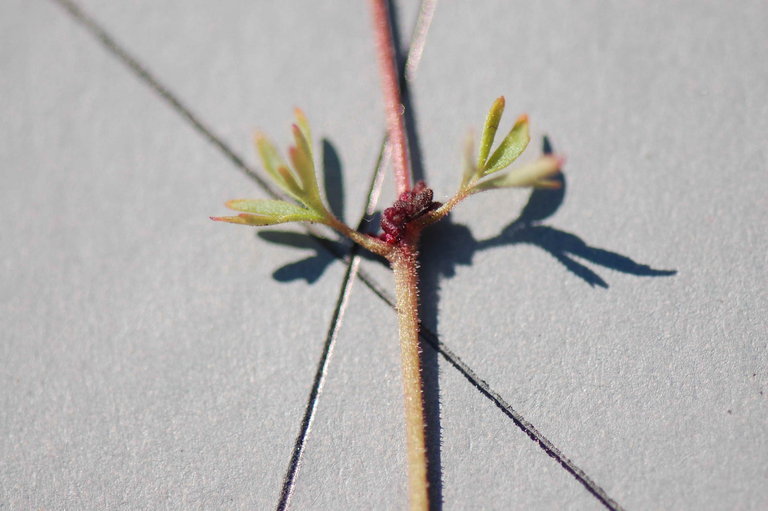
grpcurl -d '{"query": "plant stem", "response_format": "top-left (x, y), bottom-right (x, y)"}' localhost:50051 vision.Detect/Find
top-left (324, 215), bottom-right (391, 257)
top-left (370, 1), bottom-right (429, 508)
top-left (370, 0), bottom-right (411, 195)
top-left (391, 242), bottom-right (429, 511)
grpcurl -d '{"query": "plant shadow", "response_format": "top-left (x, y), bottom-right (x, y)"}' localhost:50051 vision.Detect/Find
top-left (257, 136), bottom-right (676, 510)
top-left (420, 137), bottom-right (677, 292)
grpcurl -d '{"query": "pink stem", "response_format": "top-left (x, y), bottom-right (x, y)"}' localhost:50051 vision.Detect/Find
top-left (370, 0), bottom-right (411, 195)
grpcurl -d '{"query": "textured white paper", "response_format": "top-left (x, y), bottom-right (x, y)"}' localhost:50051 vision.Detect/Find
top-left (2, 1), bottom-right (766, 509)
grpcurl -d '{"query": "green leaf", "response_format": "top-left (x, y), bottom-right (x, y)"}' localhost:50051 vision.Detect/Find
top-left (277, 165), bottom-right (304, 198)
top-left (294, 108), bottom-right (313, 158)
top-left (477, 96), bottom-right (505, 170)
top-left (460, 132), bottom-right (477, 189)
top-left (254, 134), bottom-right (302, 202)
top-left (473, 156), bottom-right (562, 192)
top-left (211, 199), bottom-right (325, 226)
top-left (482, 114), bottom-right (530, 176)
top-left (290, 124), bottom-right (322, 205)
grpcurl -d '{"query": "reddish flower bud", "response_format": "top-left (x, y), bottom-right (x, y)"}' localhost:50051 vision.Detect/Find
top-left (378, 182), bottom-right (441, 245)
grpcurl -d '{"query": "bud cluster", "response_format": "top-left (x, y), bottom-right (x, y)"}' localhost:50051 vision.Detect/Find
top-left (379, 181), bottom-right (441, 244)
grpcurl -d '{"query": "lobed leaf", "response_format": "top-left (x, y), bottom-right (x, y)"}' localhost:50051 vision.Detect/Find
top-left (473, 156), bottom-right (562, 192)
top-left (482, 114), bottom-right (530, 176)
top-left (290, 124), bottom-right (322, 205)
top-left (277, 165), bottom-right (304, 198)
top-left (477, 96), bottom-right (505, 170)
top-left (212, 198), bottom-right (325, 226)
top-left (254, 134), bottom-right (302, 201)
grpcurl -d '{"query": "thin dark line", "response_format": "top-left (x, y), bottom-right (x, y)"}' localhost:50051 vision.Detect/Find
top-left (354, 272), bottom-right (623, 510)
top-left (51, 2), bottom-right (624, 509)
top-left (275, 140), bottom-right (389, 511)
top-left (275, 253), bottom-right (361, 511)
top-left (276, 2), bottom-right (435, 505)
top-left (49, 0), bottom-right (278, 197)
top-left (417, 327), bottom-right (625, 511)
top-left (344, 272), bottom-right (624, 511)
top-left (49, 0), bottom-right (351, 256)
top-left (358, 268), bottom-right (396, 308)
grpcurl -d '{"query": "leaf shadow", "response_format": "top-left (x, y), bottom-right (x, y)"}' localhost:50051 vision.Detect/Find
top-left (322, 139), bottom-right (345, 224)
top-left (416, 139), bottom-right (675, 511)
top-left (257, 136), bottom-right (676, 511)
top-left (419, 136), bottom-right (676, 301)
top-left (256, 230), bottom-right (343, 284)
top-left (256, 139), bottom-right (385, 284)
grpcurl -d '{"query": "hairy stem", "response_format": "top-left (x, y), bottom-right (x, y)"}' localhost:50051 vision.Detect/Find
top-left (325, 215), bottom-right (392, 257)
top-left (414, 186), bottom-right (473, 230)
top-left (391, 243), bottom-right (429, 511)
top-left (370, 0), bottom-right (411, 195)
top-left (370, 1), bottom-right (429, 508)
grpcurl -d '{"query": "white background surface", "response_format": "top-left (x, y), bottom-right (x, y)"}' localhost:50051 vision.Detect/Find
top-left (2, 1), bottom-right (766, 509)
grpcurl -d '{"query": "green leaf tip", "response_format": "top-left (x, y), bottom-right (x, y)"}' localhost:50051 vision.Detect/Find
top-left (289, 123), bottom-right (322, 207)
top-left (216, 110), bottom-right (335, 229)
top-left (464, 98), bottom-right (535, 190)
top-left (293, 108), bottom-right (312, 155)
top-left (250, 110), bottom-right (329, 213)
top-left (482, 113), bottom-right (530, 176)
top-left (477, 96), bottom-right (505, 170)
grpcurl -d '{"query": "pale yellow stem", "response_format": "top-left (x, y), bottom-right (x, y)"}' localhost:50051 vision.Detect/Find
top-left (391, 244), bottom-right (429, 511)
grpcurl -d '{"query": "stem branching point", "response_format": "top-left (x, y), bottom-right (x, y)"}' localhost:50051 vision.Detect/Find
top-left (213, 7), bottom-right (562, 511)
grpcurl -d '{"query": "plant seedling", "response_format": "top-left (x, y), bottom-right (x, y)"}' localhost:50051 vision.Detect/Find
top-left (213, 98), bottom-right (562, 509)
top-left (212, 2), bottom-right (562, 510)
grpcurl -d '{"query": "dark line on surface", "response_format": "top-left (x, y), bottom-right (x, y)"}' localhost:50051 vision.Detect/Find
top-left (352, 268), bottom-right (624, 510)
top-left (50, 0), bottom-right (278, 197)
top-left (276, 138), bottom-right (389, 511)
top-left (417, 327), bottom-right (625, 511)
top-left (50, 0), bottom-right (355, 267)
top-left (277, 2), bottom-right (437, 505)
top-left (275, 252), bottom-right (361, 511)
top-left (354, 272), bottom-right (622, 510)
top-left (51, 2), bottom-right (624, 509)
top-left (358, 269), bottom-right (396, 308)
